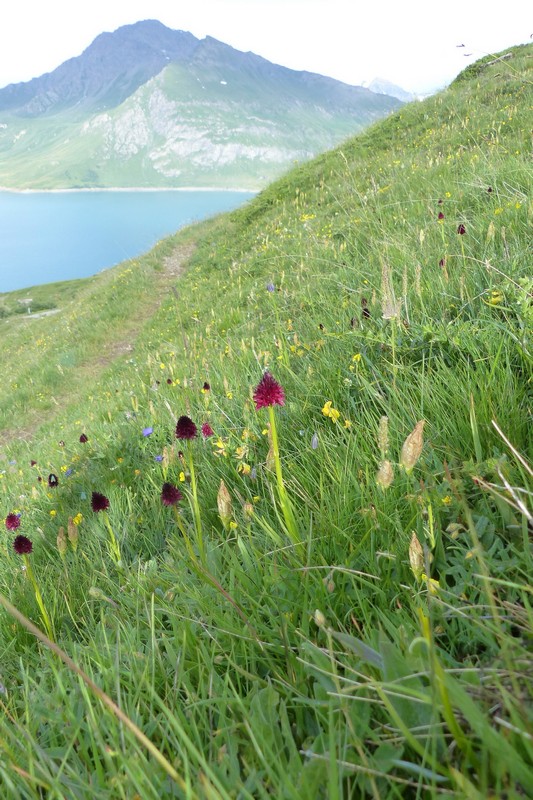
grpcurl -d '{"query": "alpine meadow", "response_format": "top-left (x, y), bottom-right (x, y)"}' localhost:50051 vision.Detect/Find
top-left (0, 45), bottom-right (531, 799)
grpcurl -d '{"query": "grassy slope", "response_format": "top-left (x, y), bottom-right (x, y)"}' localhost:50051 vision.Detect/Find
top-left (0, 45), bottom-right (531, 799)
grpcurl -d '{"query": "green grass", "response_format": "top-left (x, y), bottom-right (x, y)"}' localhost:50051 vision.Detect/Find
top-left (0, 45), bottom-right (531, 798)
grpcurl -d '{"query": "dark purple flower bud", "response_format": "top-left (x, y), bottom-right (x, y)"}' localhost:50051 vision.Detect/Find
top-left (457, 224), bottom-right (466, 235)
top-left (5, 513), bottom-right (21, 531)
top-left (91, 492), bottom-right (110, 512)
top-left (175, 416), bottom-right (197, 440)
top-left (253, 373), bottom-right (285, 409)
top-left (161, 483), bottom-right (182, 506)
top-left (201, 422), bottom-right (214, 438)
top-left (13, 535), bottom-right (33, 555)
top-left (202, 381), bottom-right (211, 392)
top-left (438, 212), bottom-right (445, 220)
top-left (79, 433), bottom-right (88, 443)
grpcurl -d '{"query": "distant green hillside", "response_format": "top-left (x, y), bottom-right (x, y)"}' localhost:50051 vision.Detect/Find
top-left (0, 44), bottom-right (531, 799)
top-left (0, 20), bottom-right (400, 189)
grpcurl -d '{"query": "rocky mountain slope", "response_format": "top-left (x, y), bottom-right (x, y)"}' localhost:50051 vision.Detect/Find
top-left (0, 20), bottom-right (402, 188)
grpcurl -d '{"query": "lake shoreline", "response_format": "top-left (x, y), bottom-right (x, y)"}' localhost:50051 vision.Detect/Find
top-left (0, 188), bottom-right (255, 292)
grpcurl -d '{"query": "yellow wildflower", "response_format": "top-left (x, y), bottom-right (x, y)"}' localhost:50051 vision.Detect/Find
top-left (422, 574), bottom-right (441, 594)
top-left (487, 290), bottom-right (503, 306)
top-left (322, 401), bottom-right (340, 422)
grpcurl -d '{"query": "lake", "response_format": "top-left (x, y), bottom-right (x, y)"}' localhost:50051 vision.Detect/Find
top-left (0, 189), bottom-right (255, 292)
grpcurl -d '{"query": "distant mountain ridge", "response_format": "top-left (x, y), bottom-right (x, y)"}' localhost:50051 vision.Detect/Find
top-left (0, 20), bottom-right (403, 189)
top-left (362, 78), bottom-right (417, 103)
top-left (0, 22), bottom-right (202, 116)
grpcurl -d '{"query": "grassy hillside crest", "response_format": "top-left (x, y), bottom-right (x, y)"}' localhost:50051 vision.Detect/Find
top-left (0, 45), bottom-right (531, 798)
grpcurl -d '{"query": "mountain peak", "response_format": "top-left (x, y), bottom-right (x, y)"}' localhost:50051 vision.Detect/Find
top-left (0, 21), bottom-right (201, 115)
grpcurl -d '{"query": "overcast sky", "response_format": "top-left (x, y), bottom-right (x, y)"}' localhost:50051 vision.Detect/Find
top-left (0, 0), bottom-right (531, 94)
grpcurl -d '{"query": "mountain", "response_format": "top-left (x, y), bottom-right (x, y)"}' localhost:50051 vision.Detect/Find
top-left (363, 77), bottom-right (417, 103)
top-left (0, 20), bottom-right (402, 189)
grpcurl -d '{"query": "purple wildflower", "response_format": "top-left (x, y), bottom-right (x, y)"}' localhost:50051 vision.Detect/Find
top-left (175, 416), bottom-right (197, 440)
top-left (13, 535), bottom-right (33, 555)
top-left (253, 373), bottom-right (285, 409)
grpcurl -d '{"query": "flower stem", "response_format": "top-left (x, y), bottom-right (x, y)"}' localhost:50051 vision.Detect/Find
top-left (268, 405), bottom-right (301, 549)
top-left (187, 443), bottom-right (206, 566)
top-left (24, 556), bottom-right (55, 642)
top-left (172, 506), bottom-right (199, 567)
top-left (103, 512), bottom-right (121, 565)
top-left (390, 317), bottom-right (397, 388)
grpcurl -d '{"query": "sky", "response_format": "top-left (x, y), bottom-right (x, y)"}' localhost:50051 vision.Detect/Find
top-left (0, 0), bottom-right (531, 95)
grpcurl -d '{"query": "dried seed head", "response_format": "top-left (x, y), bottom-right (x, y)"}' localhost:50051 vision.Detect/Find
top-left (415, 263), bottom-right (422, 298)
top-left (376, 459), bottom-right (394, 490)
top-left (67, 516), bottom-right (78, 551)
top-left (381, 262), bottom-right (400, 320)
top-left (57, 526), bottom-right (67, 557)
top-left (242, 502), bottom-right (255, 519)
top-left (217, 480), bottom-right (233, 531)
top-left (378, 415), bottom-right (389, 458)
top-left (314, 609), bottom-right (326, 628)
top-left (409, 532), bottom-right (424, 580)
top-left (400, 420), bottom-right (426, 474)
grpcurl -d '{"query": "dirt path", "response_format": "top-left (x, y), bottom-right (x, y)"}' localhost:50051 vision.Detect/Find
top-left (89, 242), bottom-right (195, 369)
top-left (0, 243), bottom-right (196, 453)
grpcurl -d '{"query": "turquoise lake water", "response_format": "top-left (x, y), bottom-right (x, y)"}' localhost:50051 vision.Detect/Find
top-left (0, 190), bottom-right (254, 292)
